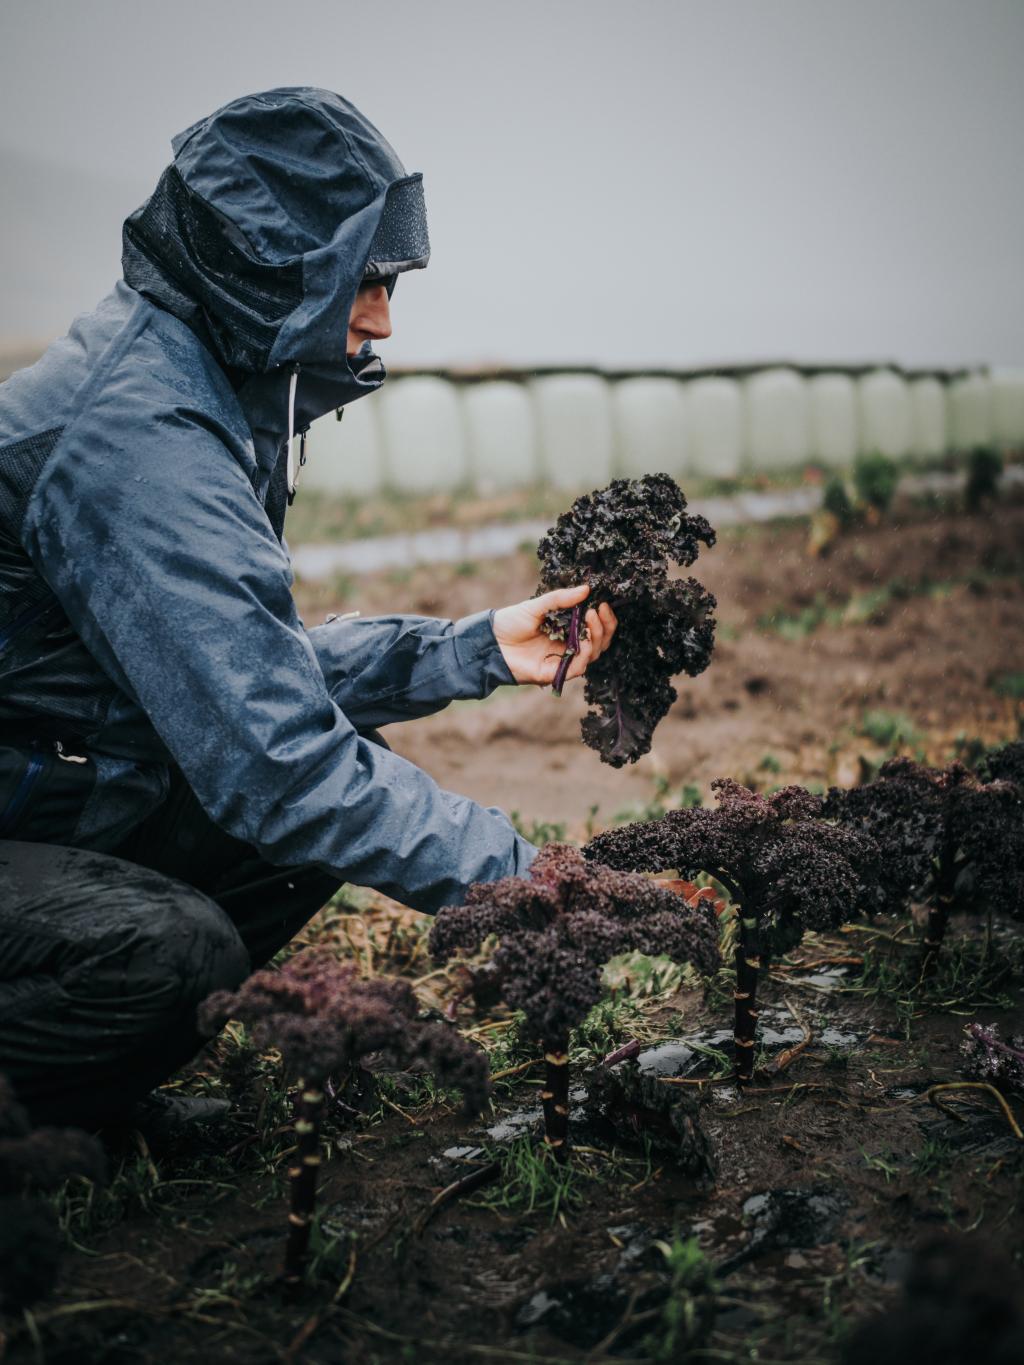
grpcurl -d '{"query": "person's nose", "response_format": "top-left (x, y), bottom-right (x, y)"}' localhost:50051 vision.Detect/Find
top-left (357, 285), bottom-right (392, 342)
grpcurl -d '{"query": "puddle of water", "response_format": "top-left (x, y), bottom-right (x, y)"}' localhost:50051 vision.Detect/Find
top-left (820, 1027), bottom-right (860, 1048)
top-left (794, 967), bottom-right (852, 989)
top-left (438, 1144), bottom-right (485, 1162)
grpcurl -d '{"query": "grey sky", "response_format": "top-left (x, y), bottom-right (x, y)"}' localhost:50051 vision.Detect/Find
top-left (2, 0), bottom-right (1022, 368)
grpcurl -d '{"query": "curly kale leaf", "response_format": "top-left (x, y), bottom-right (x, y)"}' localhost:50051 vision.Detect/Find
top-left (536, 474), bottom-right (717, 766)
top-left (585, 779), bottom-right (887, 957)
top-left (430, 843), bottom-right (721, 1043)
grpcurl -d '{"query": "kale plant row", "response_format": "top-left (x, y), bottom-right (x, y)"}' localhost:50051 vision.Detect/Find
top-left (536, 473), bottom-right (716, 767)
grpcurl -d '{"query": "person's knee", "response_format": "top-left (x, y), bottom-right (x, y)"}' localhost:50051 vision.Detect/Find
top-left (167, 889), bottom-right (251, 1005)
top-left (84, 877), bottom-right (250, 1027)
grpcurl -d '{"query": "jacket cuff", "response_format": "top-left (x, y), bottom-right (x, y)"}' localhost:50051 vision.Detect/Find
top-left (453, 609), bottom-right (517, 692)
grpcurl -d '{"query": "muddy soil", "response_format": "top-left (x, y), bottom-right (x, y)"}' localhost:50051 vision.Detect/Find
top-left (295, 498), bottom-right (1024, 831)
top-left (5, 919), bottom-right (1022, 1365)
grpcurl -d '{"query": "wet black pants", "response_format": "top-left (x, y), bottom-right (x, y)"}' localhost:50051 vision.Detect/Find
top-left (0, 775), bottom-right (340, 1127)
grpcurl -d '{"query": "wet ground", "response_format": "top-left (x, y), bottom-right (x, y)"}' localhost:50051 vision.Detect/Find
top-left (6, 915), bottom-right (1022, 1365)
top-left (2, 490), bottom-right (1023, 1363)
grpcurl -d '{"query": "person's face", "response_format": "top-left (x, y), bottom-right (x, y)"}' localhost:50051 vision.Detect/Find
top-left (347, 281), bottom-right (392, 357)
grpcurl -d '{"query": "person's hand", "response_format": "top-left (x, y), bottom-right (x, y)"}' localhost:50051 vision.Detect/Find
top-left (492, 585), bottom-right (618, 687)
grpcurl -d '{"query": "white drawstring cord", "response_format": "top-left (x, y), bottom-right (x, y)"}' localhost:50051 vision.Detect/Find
top-left (286, 364), bottom-right (300, 496)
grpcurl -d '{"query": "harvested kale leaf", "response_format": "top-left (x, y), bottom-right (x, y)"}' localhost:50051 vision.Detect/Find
top-left (536, 473), bottom-right (717, 766)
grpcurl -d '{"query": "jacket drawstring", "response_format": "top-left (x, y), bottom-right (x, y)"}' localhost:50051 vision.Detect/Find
top-left (286, 363), bottom-right (300, 496)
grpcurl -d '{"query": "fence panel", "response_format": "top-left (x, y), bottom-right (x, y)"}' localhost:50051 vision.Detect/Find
top-left (990, 368), bottom-right (1024, 445)
top-left (909, 377), bottom-right (947, 457)
top-left (685, 377), bottom-right (743, 478)
top-left (462, 380), bottom-right (539, 490)
top-left (948, 373), bottom-right (994, 450)
top-left (379, 377), bottom-right (469, 492)
top-left (807, 373), bottom-right (859, 467)
top-left (302, 393), bottom-right (383, 496)
top-left (611, 376), bottom-right (689, 479)
top-left (744, 368), bottom-right (810, 470)
top-left (532, 373), bottom-right (614, 489)
top-left (858, 369), bottom-right (911, 459)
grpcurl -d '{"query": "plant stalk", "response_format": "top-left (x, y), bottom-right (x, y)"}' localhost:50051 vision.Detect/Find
top-left (920, 894), bottom-right (953, 977)
top-left (541, 1035), bottom-right (571, 1160)
top-left (283, 1079), bottom-right (324, 1286)
top-left (552, 604), bottom-right (584, 697)
top-left (920, 846), bottom-right (957, 978)
top-left (733, 914), bottom-right (762, 1084)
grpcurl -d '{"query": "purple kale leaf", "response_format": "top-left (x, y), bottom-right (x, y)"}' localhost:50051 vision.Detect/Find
top-left (826, 757), bottom-right (1024, 917)
top-left (536, 474), bottom-right (716, 767)
top-left (961, 1022), bottom-right (1024, 1095)
top-left (429, 843), bottom-right (721, 1044)
top-left (199, 949), bottom-right (488, 1113)
top-left (585, 779), bottom-right (886, 956)
top-left (976, 739), bottom-right (1024, 789)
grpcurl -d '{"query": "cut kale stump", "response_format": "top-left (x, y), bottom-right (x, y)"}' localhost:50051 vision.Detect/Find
top-left (536, 473), bottom-right (717, 766)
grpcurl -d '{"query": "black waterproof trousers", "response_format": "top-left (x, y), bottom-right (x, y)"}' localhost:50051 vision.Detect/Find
top-left (0, 773), bottom-right (340, 1127)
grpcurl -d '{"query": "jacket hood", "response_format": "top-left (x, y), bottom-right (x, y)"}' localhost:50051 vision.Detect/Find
top-left (122, 88), bottom-right (429, 385)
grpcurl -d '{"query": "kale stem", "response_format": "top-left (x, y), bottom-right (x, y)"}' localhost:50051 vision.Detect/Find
top-left (283, 1079), bottom-right (324, 1286)
top-left (541, 1034), bottom-right (571, 1160)
top-left (552, 603), bottom-right (584, 697)
top-left (733, 914), bottom-right (762, 1084)
top-left (920, 846), bottom-right (956, 977)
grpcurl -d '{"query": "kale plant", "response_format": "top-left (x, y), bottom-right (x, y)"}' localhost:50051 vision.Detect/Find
top-left (841, 1236), bottom-right (1024, 1365)
top-left (429, 843), bottom-right (720, 1158)
top-left (961, 1022), bottom-right (1024, 1096)
top-left (976, 739), bottom-right (1024, 789)
top-left (823, 759), bottom-right (942, 910)
top-left (536, 474), bottom-right (717, 766)
top-left (586, 781), bottom-right (884, 1082)
top-left (200, 950), bottom-right (488, 1284)
top-left (0, 1075), bottom-right (106, 1310)
top-left (828, 757), bottom-right (1024, 974)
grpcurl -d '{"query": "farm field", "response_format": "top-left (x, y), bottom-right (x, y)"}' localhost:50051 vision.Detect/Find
top-left (3, 490), bottom-right (1023, 1364)
top-left (295, 489), bottom-right (1024, 833)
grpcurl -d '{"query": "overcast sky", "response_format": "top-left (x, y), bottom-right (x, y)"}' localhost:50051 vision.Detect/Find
top-left (2, 0), bottom-right (1022, 369)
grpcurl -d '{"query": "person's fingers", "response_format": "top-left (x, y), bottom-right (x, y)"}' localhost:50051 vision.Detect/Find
top-left (585, 607), bottom-right (604, 657)
top-left (528, 583), bottom-right (590, 620)
top-left (599, 602), bottom-right (618, 642)
top-left (563, 634), bottom-right (595, 681)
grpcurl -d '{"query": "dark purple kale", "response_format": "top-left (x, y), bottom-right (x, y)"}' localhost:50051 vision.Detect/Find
top-left (975, 739), bottom-right (1024, 789)
top-left (200, 950), bottom-right (488, 1283)
top-left (430, 843), bottom-right (720, 1156)
top-left (829, 757), bottom-right (1024, 972)
top-left (0, 1075), bottom-right (107, 1196)
top-left (585, 780), bottom-right (885, 1081)
top-left (824, 759), bottom-right (941, 906)
top-left (536, 474), bottom-right (716, 766)
top-left (841, 1236), bottom-right (1024, 1365)
top-left (0, 1075), bottom-right (107, 1310)
top-left (961, 1022), bottom-right (1024, 1095)
top-left (0, 1198), bottom-right (61, 1311)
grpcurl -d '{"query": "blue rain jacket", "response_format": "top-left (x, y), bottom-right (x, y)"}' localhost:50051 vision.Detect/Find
top-left (0, 88), bottom-right (536, 912)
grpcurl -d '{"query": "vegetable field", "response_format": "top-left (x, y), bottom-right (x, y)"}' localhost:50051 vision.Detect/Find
top-left (3, 483), bottom-right (1023, 1364)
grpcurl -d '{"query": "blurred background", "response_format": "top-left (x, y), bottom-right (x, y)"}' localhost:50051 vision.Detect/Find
top-left (2, 0), bottom-right (1022, 831)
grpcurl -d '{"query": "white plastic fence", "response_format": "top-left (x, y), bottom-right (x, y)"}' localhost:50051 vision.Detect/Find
top-left (301, 363), bottom-right (1024, 497)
